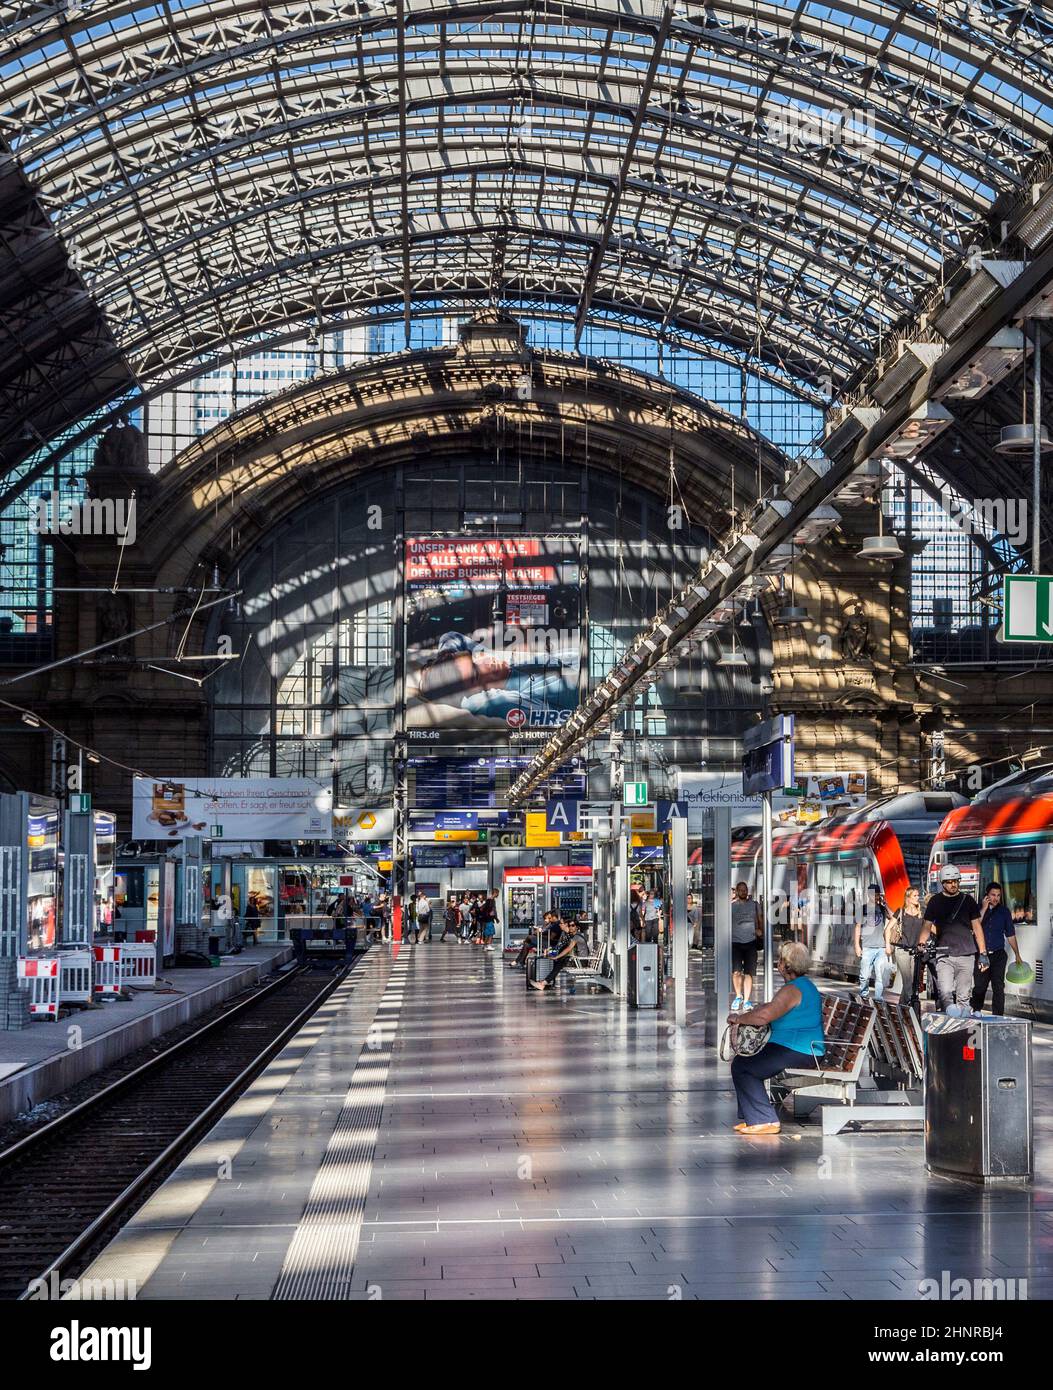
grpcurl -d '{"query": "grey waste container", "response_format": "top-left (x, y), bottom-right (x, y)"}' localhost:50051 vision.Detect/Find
top-left (628, 941), bottom-right (660, 1009)
top-left (925, 1015), bottom-right (1032, 1180)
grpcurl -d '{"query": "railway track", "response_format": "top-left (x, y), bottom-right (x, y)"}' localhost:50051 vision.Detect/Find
top-left (0, 960), bottom-right (351, 1300)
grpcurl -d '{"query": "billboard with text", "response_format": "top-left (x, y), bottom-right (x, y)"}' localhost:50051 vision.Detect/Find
top-left (405, 537), bottom-right (580, 734)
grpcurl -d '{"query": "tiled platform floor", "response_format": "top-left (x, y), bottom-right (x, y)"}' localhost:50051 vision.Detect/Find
top-left (80, 941), bottom-right (1053, 1300)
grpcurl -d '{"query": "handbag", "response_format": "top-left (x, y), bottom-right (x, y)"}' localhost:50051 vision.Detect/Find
top-left (719, 1021), bottom-right (772, 1061)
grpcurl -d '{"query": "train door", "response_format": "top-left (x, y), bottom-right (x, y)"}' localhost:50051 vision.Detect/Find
top-left (811, 855), bottom-right (865, 976)
top-left (946, 843), bottom-right (1047, 1006)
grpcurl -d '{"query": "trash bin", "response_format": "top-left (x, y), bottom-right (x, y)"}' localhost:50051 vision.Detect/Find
top-left (628, 941), bottom-right (660, 1008)
top-left (924, 1015), bottom-right (1032, 1180)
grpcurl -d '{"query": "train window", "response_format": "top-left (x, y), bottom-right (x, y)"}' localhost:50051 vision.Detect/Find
top-left (949, 851), bottom-right (1037, 926)
top-left (984, 853), bottom-right (1037, 927)
top-left (899, 837), bottom-right (935, 891)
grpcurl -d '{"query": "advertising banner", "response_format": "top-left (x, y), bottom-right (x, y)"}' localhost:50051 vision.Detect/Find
top-left (132, 778), bottom-right (332, 841)
top-left (680, 771), bottom-right (869, 832)
top-left (405, 536), bottom-right (580, 734)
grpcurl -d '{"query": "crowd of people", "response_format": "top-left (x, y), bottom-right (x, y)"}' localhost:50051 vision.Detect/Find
top-left (858, 865), bottom-right (1025, 1016)
top-left (408, 889), bottom-right (499, 949)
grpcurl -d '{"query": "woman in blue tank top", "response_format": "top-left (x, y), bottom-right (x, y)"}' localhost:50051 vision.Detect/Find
top-left (728, 939), bottom-right (826, 1135)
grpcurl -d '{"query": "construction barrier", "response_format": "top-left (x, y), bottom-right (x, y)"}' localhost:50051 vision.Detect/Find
top-left (119, 941), bottom-right (157, 989)
top-left (58, 948), bottom-right (93, 1006)
top-left (92, 944), bottom-right (123, 998)
top-left (17, 955), bottom-right (60, 1019)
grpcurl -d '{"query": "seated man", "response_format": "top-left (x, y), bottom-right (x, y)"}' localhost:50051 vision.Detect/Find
top-left (512, 910), bottom-right (560, 968)
top-left (529, 916), bottom-right (586, 992)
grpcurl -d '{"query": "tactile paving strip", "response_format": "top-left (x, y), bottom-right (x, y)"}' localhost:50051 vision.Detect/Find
top-left (273, 953), bottom-right (410, 1300)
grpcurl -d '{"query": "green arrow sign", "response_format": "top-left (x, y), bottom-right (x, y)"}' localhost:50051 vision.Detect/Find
top-left (623, 781), bottom-right (648, 807)
top-left (1002, 575), bottom-right (1053, 642)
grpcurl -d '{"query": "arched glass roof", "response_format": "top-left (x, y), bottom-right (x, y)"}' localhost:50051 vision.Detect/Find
top-left (1, 0), bottom-right (1052, 432)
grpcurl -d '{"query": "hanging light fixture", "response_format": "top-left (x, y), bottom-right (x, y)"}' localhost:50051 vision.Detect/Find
top-left (718, 627), bottom-right (748, 667)
top-left (774, 566), bottom-right (808, 625)
top-left (996, 344), bottom-right (1053, 455)
top-left (857, 499), bottom-right (903, 559)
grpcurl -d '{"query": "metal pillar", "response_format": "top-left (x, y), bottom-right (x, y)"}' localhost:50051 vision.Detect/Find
top-left (669, 813), bottom-right (688, 1026)
top-left (762, 789), bottom-right (774, 1003)
top-left (712, 806), bottom-right (732, 1061)
top-left (1033, 321), bottom-right (1043, 575)
top-left (613, 804), bottom-right (630, 997)
top-left (61, 810), bottom-right (94, 947)
top-left (181, 836), bottom-right (203, 930)
top-left (392, 737), bottom-right (409, 942)
top-left (0, 792), bottom-right (28, 957)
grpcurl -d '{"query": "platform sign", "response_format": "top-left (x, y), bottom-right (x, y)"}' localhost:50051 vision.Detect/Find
top-left (69, 793), bottom-right (91, 813)
top-left (655, 800), bottom-right (688, 831)
top-left (545, 798), bottom-right (579, 833)
top-left (526, 812), bottom-right (561, 847)
top-left (623, 781), bottom-right (648, 807)
top-left (1002, 575), bottom-right (1053, 642)
top-left (742, 714), bottom-right (795, 795)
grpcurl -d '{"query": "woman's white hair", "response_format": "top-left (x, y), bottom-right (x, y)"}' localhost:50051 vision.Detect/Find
top-left (778, 940), bottom-right (812, 977)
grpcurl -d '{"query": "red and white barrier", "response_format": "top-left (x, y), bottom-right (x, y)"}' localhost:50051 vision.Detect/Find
top-left (92, 944), bottom-right (123, 998)
top-left (17, 955), bottom-right (60, 1019)
top-left (58, 949), bottom-right (93, 1005)
top-left (119, 941), bottom-right (156, 989)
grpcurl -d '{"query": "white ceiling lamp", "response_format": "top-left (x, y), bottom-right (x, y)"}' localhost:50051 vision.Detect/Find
top-left (857, 503), bottom-right (903, 560)
top-left (995, 421), bottom-right (1053, 455)
top-left (773, 568), bottom-right (808, 625)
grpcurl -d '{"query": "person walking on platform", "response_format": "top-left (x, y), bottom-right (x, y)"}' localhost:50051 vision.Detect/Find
top-left (917, 864), bottom-right (988, 1011)
top-left (728, 940), bottom-right (825, 1135)
top-left (642, 890), bottom-right (662, 942)
top-left (412, 889), bottom-right (433, 943)
top-left (457, 893), bottom-right (473, 944)
top-left (971, 882), bottom-right (1023, 1015)
top-left (888, 884), bottom-right (924, 1012)
top-left (441, 897), bottom-right (459, 942)
top-left (854, 883), bottom-right (891, 1001)
top-left (480, 894), bottom-right (498, 951)
top-left (731, 881), bottom-right (762, 1013)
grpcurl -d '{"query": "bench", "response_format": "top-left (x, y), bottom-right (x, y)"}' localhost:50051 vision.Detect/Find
top-left (775, 993), bottom-right (924, 1135)
top-left (558, 938), bottom-right (614, 993)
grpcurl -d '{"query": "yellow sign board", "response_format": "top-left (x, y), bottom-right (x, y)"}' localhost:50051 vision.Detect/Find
top-left (632, 832), bottom-right (664, 847)
top-left (378, 860), bottom-right (393, 871)
top-left (526, 812), bottom-right (561, 847)
top-left (630, 811), bottom-right (655, 830)
top-left (434, 829), bottom-right (480, 842)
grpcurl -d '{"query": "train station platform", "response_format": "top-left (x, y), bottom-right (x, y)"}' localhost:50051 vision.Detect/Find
top-left (0, 944), bottom-right (294, 1126)
top-left (80, 944), bottom-right (1053, 1301)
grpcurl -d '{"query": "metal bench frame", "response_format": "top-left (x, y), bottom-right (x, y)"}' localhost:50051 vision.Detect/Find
top-left (778, 993), bottom-right (925, 1135)
top-left (558, 938), bottom-right (614, 992)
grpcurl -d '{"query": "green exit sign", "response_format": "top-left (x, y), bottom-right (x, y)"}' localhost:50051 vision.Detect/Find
top-left (1002, 575), bottom-right (1053, 642)
top-left (70, 793), bottom-right (91, 813)
top-left (210, 824), bottom-right (223, 837)
top-left (623, 781), bottom-right (648, 807)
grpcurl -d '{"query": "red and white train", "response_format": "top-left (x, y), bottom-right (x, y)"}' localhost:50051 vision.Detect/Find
top-left (724, 790), bottom-right (967, 979)
top-left (928, 766), bottom-right (1053, 1011)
